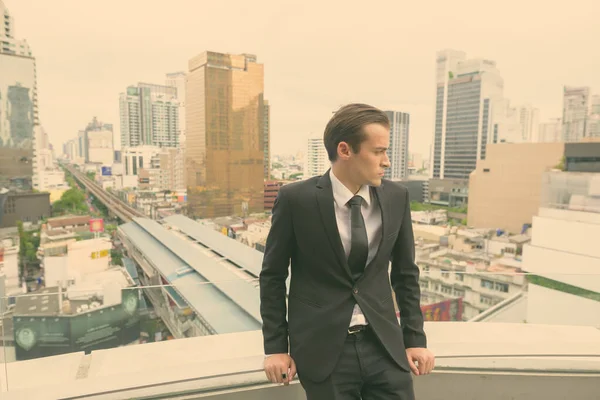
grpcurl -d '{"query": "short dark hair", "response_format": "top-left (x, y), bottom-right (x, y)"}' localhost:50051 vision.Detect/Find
top-left (323, 103), bottom-right (389, 162)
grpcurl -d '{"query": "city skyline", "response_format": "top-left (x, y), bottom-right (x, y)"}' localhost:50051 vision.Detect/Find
top-left (6, 0), bottom-right (600, 161)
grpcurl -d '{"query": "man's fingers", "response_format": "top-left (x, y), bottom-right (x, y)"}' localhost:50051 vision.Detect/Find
top-left (267, 367), bottom-right (278, 384)
top-left (426, 356), bottom-right (435, 374)
top-left (408, 358), bottom-right (419, 375)
top-left (275, 366), bottom-right (285, 384)
top-left (289, 359), bottom-right (297, 381)
top-left (418, 357), bottom-right (427, 375)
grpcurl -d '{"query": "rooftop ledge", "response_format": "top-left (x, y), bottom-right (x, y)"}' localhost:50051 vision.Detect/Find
top-left (2, 322), bottom-right (600, 400)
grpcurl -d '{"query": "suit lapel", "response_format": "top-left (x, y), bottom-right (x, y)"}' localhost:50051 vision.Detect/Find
top-left (316, 171), bottom-right (353, 280)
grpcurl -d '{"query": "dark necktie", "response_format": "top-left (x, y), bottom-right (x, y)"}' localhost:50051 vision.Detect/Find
top-left (347, 195), bottom-right (368, 281)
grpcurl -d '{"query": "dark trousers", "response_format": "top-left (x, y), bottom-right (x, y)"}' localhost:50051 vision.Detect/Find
top-left (298, 327), bottom-right (415, 400)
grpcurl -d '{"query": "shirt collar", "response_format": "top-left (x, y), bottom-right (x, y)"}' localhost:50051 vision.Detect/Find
top-left (329, 169), bottom-right (371, 207)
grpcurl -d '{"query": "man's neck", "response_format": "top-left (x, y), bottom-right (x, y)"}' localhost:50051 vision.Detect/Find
top-left (331, 164), bottom-right (361, 194)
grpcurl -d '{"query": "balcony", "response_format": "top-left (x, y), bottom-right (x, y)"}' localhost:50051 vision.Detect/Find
top-left (1, 322), bottom-right (599, 399)
top-left (1, 275), bottom-right (599, 400)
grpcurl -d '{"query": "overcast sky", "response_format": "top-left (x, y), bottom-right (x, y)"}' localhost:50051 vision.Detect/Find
top-left (8, 0), bottom-right (600, 158)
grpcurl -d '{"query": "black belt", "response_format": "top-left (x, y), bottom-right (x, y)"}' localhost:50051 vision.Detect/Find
top-left (348, 324), bottom-right (369, 335)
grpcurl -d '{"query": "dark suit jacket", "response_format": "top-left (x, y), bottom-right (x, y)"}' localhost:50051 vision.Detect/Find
top-left (259, 170), bottom-right (426, 383)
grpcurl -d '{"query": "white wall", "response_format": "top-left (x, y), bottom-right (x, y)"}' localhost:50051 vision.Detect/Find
top-left (531, 212), bottom-right (600, 259)
top-left (523, 245), bottom-right (599, 292)
top-left (526, 284), bottom-right (600, 327)
top-left (44, 256), bottom-right (70, 288)
top-left (67, 238), bottom-right (112, 281)
top-left (486, 240), bottom-right (518, 257)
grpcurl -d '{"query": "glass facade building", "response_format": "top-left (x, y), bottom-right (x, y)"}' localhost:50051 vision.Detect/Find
top-left (186, 52), bottom-right (265, 218)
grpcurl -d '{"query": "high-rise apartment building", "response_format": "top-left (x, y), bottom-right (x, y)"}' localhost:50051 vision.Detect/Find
top-left (304, 135), bottom-right (329, 178)
top-left (383, 111), bottom-right (409, 180)
top-left (0, 0), bottom-right (31, 57)
top-left (562, 86), bottom-right (590, 142)
top-left (586, 95), bottom-right (600, 139)
top-left (119, 83), bottom-right (179, 149)
top-left (0, 0), bottom-right (37, 189)
top-left (186, 51), bottom-right (265, 218)
top-left (165, 72), bottom-right (186, 139)
top-left (263, 100), bottom-right (271, 180)
top-left (431, 49), bottom-right (504, 180)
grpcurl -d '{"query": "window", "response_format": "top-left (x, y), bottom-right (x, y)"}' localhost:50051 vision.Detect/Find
top-left (494, 282), bottom-right (509, 293)
top-left (441, 285), bottom-right (452, 294)
top-left (481, 279), bottom-right (494, 289)
top-left (454, 289), bottom-right (465, 297)
top-left (480, 295), bottom-right (494, 305)
top-left (455, 273), bottom-right (464, 281)
top-left (441, 269), bottom-right (450, 278)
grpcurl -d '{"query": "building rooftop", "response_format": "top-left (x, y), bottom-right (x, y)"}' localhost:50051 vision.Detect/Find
top-left (46, 215), bottom-right (90, 230)
top-left (164, 214), bottom-right (265, 278)
top-left (119, 217), bottom-right (262, 334)
top-left (13, 287), bottom-right (61, 316)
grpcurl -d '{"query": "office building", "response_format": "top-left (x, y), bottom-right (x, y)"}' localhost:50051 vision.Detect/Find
top-left (384, 111), bottom-right (409, 180)
top-left (0, 0), bottom-right (37, 189)
top-left (431, 49), bottom-right (504, 180)
top-left (304, 135), bottom-right (329, 178)
top-left (186, 51), bottom-right (265, 218)
top-left (264, 180), bottom-right (282, 211)
top-left (83, 117), bottom-right (114, 166)
top-left (562, 86), bottom-right (589, 142)
top-left (119, 83), bottom-right (180, 149)
top-left (468, 142), bottom-right (600, 233)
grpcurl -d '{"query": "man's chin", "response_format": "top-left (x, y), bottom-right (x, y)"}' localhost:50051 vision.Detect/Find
top-left (369, 177), bottom-right (383, 187)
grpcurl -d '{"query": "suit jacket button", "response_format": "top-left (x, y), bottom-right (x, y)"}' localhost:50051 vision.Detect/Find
top-left (353, 288), bottom-right (359, 294)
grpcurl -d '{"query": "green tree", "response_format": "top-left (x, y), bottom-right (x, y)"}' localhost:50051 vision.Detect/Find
top-left (110, 249), bottom-right (123, 266)
top-left (52, 187), bottom-right (88, 216)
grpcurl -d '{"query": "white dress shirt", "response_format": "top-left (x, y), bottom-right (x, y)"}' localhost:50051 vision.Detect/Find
top-left (329, 169), bottom-right (383, 327)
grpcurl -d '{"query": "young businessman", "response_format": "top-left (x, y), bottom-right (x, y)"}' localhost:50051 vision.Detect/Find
top-left (259, 103), bottom-right (434, 399)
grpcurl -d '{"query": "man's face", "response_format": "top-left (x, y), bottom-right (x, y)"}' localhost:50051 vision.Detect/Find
top-left (347, 123), bottom-right (391, 187)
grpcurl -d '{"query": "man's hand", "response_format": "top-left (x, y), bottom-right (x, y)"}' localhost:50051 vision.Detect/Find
top-left (406, 347), bottom-right (435, 376)
top-left (264, 353), bottom-right (297, 385)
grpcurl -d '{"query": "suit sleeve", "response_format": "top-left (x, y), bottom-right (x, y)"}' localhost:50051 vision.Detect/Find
top-left (390, 188), bottom-right (427, 348)
top-left (259, 187), bottom-right (294, 355)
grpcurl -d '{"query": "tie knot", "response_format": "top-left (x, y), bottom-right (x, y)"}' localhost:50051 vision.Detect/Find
top-left (347, 195), bottom-right (363, 207)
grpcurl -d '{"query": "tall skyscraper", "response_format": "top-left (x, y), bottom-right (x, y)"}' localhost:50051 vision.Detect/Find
top-left (304, 135), bottom-right (329, 178)
top-left (383, 111), bottom-right (410, 180)
top-left (0, 1), bottom-right (31, 57)
top-left (431, 49), bottom-right (504, 180)
top-left (119, 83), bottom-right (179, 149)
top-left (263, 100), bottom-right (271, 180)
top-left (0, 0), bottom-right (37, 190)
top-left (165, 72), bottom-right (186, 139)
top-left (562, 86), bottom-right (589, 142)
top-left (518, 104), bottom-right (540, 142)
top-left (186, 51), bottom-right (265, 218)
